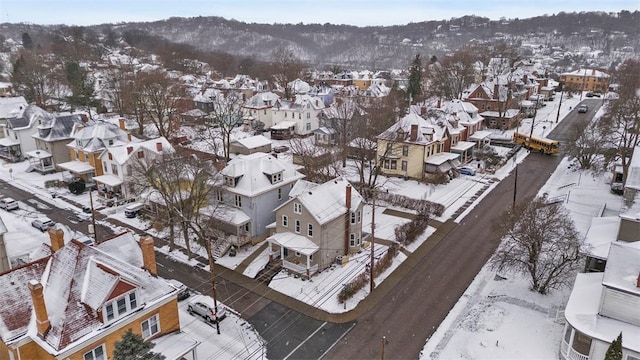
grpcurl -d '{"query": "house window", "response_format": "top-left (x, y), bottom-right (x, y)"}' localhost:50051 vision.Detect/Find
top-left (295, 220), bottom-right (300, 233)
top-left (103, 290), bottom-right (138, 323)
top-left (111, 164), bottom-right (118, 175)
top-left (108, 139), bottom-right (114, 146)
top-left (224, 176), bottom-right (235, 187)
top-left (357, 210), bottom-right (361, 223)
top-left (108, 153), bottom-right (113, 160)
top-left (83, 344), bottom-right (105, 360)
top-left (295, 251), bottom-right (301, 257)
top-left (216, 190), bottom-right (224, 202)
top-left (402, 146), bottom-right (408, 156)
top-left (390, 160), bottom-right (397, 170)
top-left (306, 123), bottom-right (311, 130)
top-left (271, 172), bottom-right (282, 184)
top-left (141, 314), bottom-right (160, 339)
top-left (278, 188), bottom-right (282, 200)
top-left (282, 215), bottom-right (288, 227)
top-left (138, 151), bottom-right (144, 159)
top-left (299, 113), bottom-right (302, 119)
top-left (386, 142), bottom-right (392, 150)
top-left (307, 112), bottom-right (310, 119)
top-left (349, 233), bottom-right (355, 246)
top-left (351, 212), bottom-right (356, 224)
top-left (294, 203), bottom-right (302, 214)
top-left (234, 195), bottom-right (242, 208)
top-left (308, 224), bottom-right (313, 237)
top-left (401, 161), bottom-right (408, 171)
top-left (356, 232), bottom-right (361, 245)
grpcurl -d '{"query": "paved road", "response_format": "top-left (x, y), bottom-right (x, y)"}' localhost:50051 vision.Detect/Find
top-left (325, 99), bottom-right (603, 360)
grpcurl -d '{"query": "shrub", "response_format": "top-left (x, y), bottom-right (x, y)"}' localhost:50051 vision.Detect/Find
top-left (338, 243), bottom-right (400, 303)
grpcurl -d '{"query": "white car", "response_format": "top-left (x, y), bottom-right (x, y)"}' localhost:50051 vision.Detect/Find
top-left (32, 218), bottom-right (55, 232)
top-left (187, 295), bottom-right (227, 323)
top-left (0, 197), bottom-right (19, 211)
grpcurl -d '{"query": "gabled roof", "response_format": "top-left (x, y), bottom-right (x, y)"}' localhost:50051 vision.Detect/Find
top-left (280, 178), bottom-right (364, 225)
top-left (377, 112), bottom-right (448, 145)
top-left (0, 232), bottom-right (174, 353)
top-left (219, 152), bottom-right (304, 197)
top-left (6, 104), bottom-right (55, 131)
top-left (69, 121), bottom-right (134, 152)
top-left (244, 91), bottom-right (280, 109)
top-left (101, 136), bottom-right (173, 165)
top-left (0, 96), bottom-right (27, 119)
top-left (33, 114), bottom-right (90, 142)
top-left (602, 241), bottom-right (640, 296)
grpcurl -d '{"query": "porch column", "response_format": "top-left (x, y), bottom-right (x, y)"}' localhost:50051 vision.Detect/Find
top-left (280, 246), bottom-right (284, 266)
top-left (306, 255), bottom-right (311, 279)
top-left (268, 240), bottom-right (273, 261)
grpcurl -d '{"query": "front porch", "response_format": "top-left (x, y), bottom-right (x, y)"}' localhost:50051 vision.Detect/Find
top-left (451, 141), bottom-right (475, 164)
top-left (93, 174), bottom-right (126, 202)
top-left (424, 152), bottom-right (461, 174)
top-left (0, 137), bottom-right (23, 162)
top-left (267, 232), bottom-right (319, 280)
top-left (25, 150), bottom-right (55, 174)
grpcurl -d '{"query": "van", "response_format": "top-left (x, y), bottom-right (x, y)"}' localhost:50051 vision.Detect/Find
top-left (124, 202), bottom-right (144, 218)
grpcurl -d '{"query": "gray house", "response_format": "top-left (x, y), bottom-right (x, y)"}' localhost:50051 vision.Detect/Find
top-left (212, 152), bottom-right (305, 247)
top-left (0, 105), bottom-right (53, 162)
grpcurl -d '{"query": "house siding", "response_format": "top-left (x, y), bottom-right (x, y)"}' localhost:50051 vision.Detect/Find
top-left (4, 298), bottom-right (180, 360)
top-left (599, 287), bottom-right (640, 326)
top-left (377, 139), bottom-right (427, 179)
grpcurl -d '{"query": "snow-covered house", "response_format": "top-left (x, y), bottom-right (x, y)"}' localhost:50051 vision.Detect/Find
top-left (229, 134), bottom-right (272, 155)
top-left (271, 94), bottom-right (325, 138)
top-left (210, 152), bottom-right (305, 252)
top-left (376, 112), bottom-right (461, 180)
top-left (560, 241), bottom-right (640, 360)
top-left (0, 105), bottom-right (55, 162)
top-left (0, 230), bottom-right (196, 360)
top-left (96, 137), bottom-right (174, 201)
top-left (243, 91), bottom-right (280, 129)
top-left (267, 178), bottom-right (366, 279)
top-left (57, 121), bottom-right (135, 185)
top-left (27, 113), bottom-right (89, 174)
top-left (0, 96), bottom-right (28, 130)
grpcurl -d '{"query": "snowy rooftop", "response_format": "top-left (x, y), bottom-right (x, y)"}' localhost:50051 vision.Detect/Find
top-left (602, 241), bottom-right (640, 296)
top-left (583, 216), bottom-right (621, 259)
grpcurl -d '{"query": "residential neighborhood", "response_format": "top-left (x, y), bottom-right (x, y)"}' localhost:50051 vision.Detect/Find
top-left (0, 5), bottom-right (639, 360)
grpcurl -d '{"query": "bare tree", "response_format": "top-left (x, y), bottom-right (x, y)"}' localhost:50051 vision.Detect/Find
top-left (289, 137), bottom-right (341, 183)
top-left (322, 97), bottom-right (364, 167)
top-left (11, 50), bottom-right (59, 107)
top-left (271, 47), bottom-right (304, 100)
top-left (599, 59), bottom-right (640, 186)
top-left (565, 118), bottom-right (612, 171)
top-left (136, 69), bottom-right (186, 138)
top-left (207, 91), bottom-right (246, 162)
top-left (425, 49), bottom-right (476, 100)
top-left (491, 197), bottom-right (586, 295)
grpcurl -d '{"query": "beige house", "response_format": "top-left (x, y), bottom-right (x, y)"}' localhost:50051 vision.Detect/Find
top-left (377, 112), bottom-right (460, 180)
top-left (267, 178), bottom-right (366, 279)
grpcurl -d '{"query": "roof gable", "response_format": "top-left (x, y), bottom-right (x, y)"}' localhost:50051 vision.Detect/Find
top-left (293, 178), bottom-right (364, 225)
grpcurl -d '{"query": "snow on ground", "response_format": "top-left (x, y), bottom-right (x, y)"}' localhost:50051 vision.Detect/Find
top-left (0, 91), bottom-right (610, 357)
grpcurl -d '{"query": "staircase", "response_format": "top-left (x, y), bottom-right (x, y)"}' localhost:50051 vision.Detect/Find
top-left (213, 237), bottom-right (232, 259)
top-left (255, 260), bottom-right (282, 285)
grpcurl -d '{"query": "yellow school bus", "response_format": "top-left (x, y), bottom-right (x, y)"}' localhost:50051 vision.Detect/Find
top-left (513, 132), bottom-right (560, 155)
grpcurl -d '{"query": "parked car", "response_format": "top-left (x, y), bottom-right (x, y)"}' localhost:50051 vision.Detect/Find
top-left (578, 105), bottom-right (589, 113)
top-left (0, 197), bottom-right (19, 211)
top-left (167, 279), bottom-right (191, 301)
top-left (273, 145), bottom-right (289, 153)
top-left (585, 92), bottom-right (594, 98)
top-left (458, 167), bottom-right (476, 176)
top-left (187, 295), bottom-right (227, 323)
top-left (124, 202), bottom-right (144, 218)
top-left (31, 218), bottom-right (55, 232)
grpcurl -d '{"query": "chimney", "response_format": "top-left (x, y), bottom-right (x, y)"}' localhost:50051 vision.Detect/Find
top-left (80, 114), bottom-right (88, 123)
top-left (28, 280), bottom-right (50, 338)
top-left (420, 106), bottom-right (427, 115)
top-left (344, 183), bottom-right (352, 255)
top-left (127, 133), bottom-right (132, 141)
top-left (127, 146), bottom-right (133, 155)
top-left (591, 69), bottom-right (596, 75)
top-left (156, 142), bottom-right (163, 152)
top-left (410, 124), bottom-right (418, 141)
top-left (119, 118), bottom-right (126, 130)
top-left (493, 84), bottom-right (499, 100)
top-left (47, 227), bottom-right (64, 252)
top-left (437, 98), bottom-right (441, 108)
top-left (140, 236), bottom-right (157, 276)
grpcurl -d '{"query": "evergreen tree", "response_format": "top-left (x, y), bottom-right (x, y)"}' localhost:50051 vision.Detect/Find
top-left (407, 54), bottom-right (423, 103)
top-left (604, 332), bottom-right (623, 360)
top-left (113, 329), bottom-right (165, 360)
top-left (21, 32), bottom-right (33, 49)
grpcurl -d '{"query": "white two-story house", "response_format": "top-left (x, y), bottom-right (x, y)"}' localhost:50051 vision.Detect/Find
top-left (271, 95), bottom-right (325, 139)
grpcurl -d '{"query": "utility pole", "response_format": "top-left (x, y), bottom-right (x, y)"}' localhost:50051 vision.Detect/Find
top-left (205, 238), bottom-right (221, 335)
top-left (555, 84), bottom-right (564, 123)
top-left (381, 336), bottom-right (387, 360)
top-left (527, 96), bottom-right (542, 149)
top-left (370, 191), bottom-right (376, 293)
top-left (89, 189), bottom-right (98, 243)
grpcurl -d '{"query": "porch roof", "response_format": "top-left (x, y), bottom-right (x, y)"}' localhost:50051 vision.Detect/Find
top-left (451, 141), bottom-right (475, 152)
top-left (57, 160), bottom-right (95, 174)
top-left (0, 137), bottom-right (19, 147)
top-left (25, 149), bottom-right (52, 159)
top-left (268, 232), bottom-right (319, 256)
top-left (201, 204), bottom-right (251, 225)
top-left (93, 174), bottom-right (123, 187)
top-left (151, 331), bottom-right (200, 359)
top-left (271, 120), bottom-right (296, 130)
top-left (425, 152), bottom-right (460, 165)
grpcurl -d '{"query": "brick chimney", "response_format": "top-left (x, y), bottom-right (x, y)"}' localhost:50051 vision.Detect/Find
top-left (156, 142), bottom-right (163, 152)
top-left (345, 183), bottom-right (352, 210)
top-left (28, 280), bottom-right (50, 338)
top-left (410, 124), bottom-right (418, 141)
top-left (127, 146), bottom-right (133, 155)
top-left (140, 236), bottom-right (157, 276)
top-left (493, 84), bottom-right (500, 100)
top-left (119, 118), bottom-right (126, 130)
top-left (127, 133), bottom-right (132, 141)
top-left (47, 227), bottom-right (64, 252)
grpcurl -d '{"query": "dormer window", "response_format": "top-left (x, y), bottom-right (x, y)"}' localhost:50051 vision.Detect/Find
top-left (224, 175), bottom-right (241, 187)
top-left (266, 171), bottom-right (283, 184)
top-left (103, 290), bottom-right (138, 324)
top-left (108, 139), bottom-right (114, 146)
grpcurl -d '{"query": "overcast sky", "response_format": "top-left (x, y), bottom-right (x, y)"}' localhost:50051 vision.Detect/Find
top-left (0, 0), bottom-right (638, 27)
